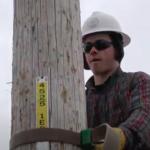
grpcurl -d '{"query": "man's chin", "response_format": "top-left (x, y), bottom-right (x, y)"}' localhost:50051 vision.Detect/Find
top-left (92, 70), bottom-right (102, 76)
top-left (91, 67), bottom-right (103, 75)
top-left (90, 66), bottom-right (107, 75)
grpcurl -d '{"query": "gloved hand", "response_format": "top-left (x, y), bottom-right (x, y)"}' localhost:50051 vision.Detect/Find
top-left (112, 127), bottom-right (126, 150)
top-left (94, 124), bottom-right (126, 150)
top-left (94, 143), bottom-right (104, 150)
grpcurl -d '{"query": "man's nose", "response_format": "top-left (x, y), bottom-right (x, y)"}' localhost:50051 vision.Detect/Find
top-left (89, 46), bottom-right (98, 55)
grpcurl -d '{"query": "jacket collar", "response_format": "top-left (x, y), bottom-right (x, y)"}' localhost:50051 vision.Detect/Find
top-left (85, 67), bottom-right (123, 90)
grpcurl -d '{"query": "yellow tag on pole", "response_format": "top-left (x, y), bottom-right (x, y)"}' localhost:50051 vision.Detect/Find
top-left (36, 77), bottom-right (49, 128)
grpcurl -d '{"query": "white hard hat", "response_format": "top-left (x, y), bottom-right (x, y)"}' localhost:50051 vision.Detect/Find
top-left (82, 11), bottom-right (130, 47)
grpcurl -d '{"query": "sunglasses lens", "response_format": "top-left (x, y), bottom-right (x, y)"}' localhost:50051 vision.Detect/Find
top-left (83, 42), bottom-right (93, 53)
top-left (83, 40), bottom-right (112, 53)
top-left (95, 40), bottom-right (112, 50)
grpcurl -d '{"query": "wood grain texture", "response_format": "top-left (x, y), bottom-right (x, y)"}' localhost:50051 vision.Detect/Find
top-left (11, 0), bottom-right (86, 149)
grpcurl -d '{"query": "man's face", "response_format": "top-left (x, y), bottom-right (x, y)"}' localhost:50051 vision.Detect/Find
top-left (83, 33), bottom-right (119, 75)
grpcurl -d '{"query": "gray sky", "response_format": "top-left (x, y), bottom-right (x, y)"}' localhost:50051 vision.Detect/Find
top-left (0, 1), bottom-right (13, 150)
top-left (0, 0), bottom-right (150, 149)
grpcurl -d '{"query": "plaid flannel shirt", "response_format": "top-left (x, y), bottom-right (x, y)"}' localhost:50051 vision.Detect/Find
top-left (85, 67), bottom-right (150, 150)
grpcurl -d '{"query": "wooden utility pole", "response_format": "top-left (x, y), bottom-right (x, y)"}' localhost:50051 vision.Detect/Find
top-left (11, 0), bottom-right (86, 150)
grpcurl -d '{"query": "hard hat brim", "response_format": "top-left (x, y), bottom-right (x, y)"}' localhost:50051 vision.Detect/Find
top-left (82, 30), bottom-right (131, 47)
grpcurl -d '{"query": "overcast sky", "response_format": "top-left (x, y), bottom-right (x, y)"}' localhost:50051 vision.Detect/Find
top-left (1, 0), bottom-right (150, 149)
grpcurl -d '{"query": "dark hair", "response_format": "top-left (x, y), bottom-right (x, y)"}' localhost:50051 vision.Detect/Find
top-left (108, 32), bottom-right (124, 63)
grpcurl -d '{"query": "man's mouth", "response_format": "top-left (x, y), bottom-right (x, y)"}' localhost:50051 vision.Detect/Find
top-left (91, 58), bottom-right (101, 63)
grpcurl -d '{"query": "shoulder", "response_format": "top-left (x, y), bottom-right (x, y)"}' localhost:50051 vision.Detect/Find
top-left (85, 76), bottom-right (95, 89)
top-left (130, 71), bottom-right (150, 84)
top-left (120, 69), bottom-right (150, 80)
top-left (134, 71), bottom-right (150, 79)
top-left (122, 71), bottom-right (150, 89)
top-left (117, 70), bottom-right (150, 89)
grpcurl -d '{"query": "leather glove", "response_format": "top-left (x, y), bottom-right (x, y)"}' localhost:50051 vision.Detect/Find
top-left (94, 143), bottom-right (104, 150)
top-left (94, 124), bottom-right (126, 150)
top-left (112, 127), bottom-right (126, 150)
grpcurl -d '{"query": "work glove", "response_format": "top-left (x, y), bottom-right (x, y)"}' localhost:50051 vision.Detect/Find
top-left (94, 143), bottom-right (104, 150)
top-left (93, 124), bottom-right (126, 150)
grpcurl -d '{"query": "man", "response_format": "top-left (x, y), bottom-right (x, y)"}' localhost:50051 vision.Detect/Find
top-left (82, 11), bottom-right (150, 150)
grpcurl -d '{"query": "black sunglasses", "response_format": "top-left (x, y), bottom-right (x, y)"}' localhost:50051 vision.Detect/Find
top-left (83, 40), bottom-right (112, 53)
